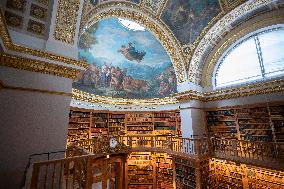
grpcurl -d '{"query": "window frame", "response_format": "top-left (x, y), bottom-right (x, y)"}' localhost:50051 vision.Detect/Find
top-left (213, 24), bottom-right (284, 89)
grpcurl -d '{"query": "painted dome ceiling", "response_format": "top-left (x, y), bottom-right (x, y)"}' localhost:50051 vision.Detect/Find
top-left (74, 17), bottom-right (177, 99)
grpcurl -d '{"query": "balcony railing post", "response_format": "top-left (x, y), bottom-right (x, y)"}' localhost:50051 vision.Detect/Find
top-left (85, 156), bottom-right (93, 189)
top-left (30, 163), bottom-right (40, 189)
top-left (195, 139), bottom-right (201, 157)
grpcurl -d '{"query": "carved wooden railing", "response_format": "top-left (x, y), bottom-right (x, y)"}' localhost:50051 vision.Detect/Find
top-left (29, 144), bottom-right (129, 189)
top-left (28, 136), bottom-right (284, 188)
top-left (30, 155), bottom-right (89, 189)
top-left (74, 136), bottom-right (284, 170)
top-left (211, 138), bottom-right (284, 169)
top-left (74, 135), bottom-right (210, 160)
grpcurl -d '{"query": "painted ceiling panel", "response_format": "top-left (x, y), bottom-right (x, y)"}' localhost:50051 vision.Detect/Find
top-left (75, 17), bottom-right (177, 99)
top-left (161, 0), bottom-right (221, 45)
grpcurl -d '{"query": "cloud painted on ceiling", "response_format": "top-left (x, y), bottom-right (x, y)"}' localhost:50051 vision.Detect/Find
top-left (75, 17), bottom-right (177, 99)
top-left (162, 0), bottom-right (221, 45)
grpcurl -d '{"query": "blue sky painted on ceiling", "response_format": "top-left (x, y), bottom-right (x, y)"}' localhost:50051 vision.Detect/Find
top-left (75, 17), bottom-right (177, 99)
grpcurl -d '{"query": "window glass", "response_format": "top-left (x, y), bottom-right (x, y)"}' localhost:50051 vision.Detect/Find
top-left (258, 29), bottom-right (284, 77)
top-left (215, 27), bottom-right (284, 88)
top-left (216, 38), bottom-right (261, 87)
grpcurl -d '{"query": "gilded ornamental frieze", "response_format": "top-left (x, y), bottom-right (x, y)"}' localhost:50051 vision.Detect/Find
top-left (174, 79), bottom-right (284, 102)
top-left (72, 88), bottom-right (178, 105)
top-left (0, 53), bottom-right (81, 79)
top-left (54, 0), bottom-right (81, 44)
top-left (72, 78), bottom-right (284, 105)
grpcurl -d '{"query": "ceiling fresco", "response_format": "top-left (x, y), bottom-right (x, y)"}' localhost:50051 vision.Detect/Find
top-left (161, 0), bottom-right (221, 45)
top-left (75, 17), bottom-right (177, 99)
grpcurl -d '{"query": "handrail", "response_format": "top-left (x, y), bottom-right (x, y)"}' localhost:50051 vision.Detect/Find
top-left (27, 137), bottom-right (284, 189)
top-left (73, 136), bottom-right (284, 170)
top-left (21, 150), bottom-right (65, 188)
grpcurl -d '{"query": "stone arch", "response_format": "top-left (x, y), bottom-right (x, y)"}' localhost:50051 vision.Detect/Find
top-left (188, 0), bottom-right (282, 86)
top-left (201, 11), bottom-right (284, 88)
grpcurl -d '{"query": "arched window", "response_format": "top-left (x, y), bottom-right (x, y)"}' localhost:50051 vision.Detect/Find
top-left (215, 26), bottom-right (284, 88)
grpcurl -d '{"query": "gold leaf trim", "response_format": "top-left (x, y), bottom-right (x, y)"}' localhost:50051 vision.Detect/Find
top-left (72, 78), bottom-right (284, 105)
top-left (174, 79), bottom-right (284, 102)
top-left (0, 53), bottom-right (81, 79)
top-left (54, 0), bottom-right (80, 44)
top-left (72, 88), bottom-right (178, 105)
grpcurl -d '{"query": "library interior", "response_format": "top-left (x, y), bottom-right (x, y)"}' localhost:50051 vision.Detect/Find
top-left (0, 0), bottom-right (284, 188)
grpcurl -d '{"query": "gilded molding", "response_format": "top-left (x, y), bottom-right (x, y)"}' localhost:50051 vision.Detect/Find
top-left (80, 1), bottom-right (187, 83)
top-left (0, 53), bottom-right (81, 79)
top-left (54, 0), bottom-right (80, 44)
top-left (141, 0), bottom-right (167, 16)
top-left (72, 88), bottom-right (178, 105)
top-left (189, 0), bottom-right (277, 84)
top-left (0, 10), bottom-right (88, 68)
top-left (72, 79), bottom-right (284, 105)
top-left (173, 79), bottom-right (284, 102)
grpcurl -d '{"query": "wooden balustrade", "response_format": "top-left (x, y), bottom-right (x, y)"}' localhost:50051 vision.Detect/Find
top-left (30, 154), bottom-right (127, 189)
top-left (28, 137), bottom-right (284, 189)
top-left (211, 138), bottom-right (284, 169)
top-left (74, 135), bottom-right (210, 159)
top-left (30, 155), bottom-right (89, 189)
top-left (72, 136), bottom-right (284, 170)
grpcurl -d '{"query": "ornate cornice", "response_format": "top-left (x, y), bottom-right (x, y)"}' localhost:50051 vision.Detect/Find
top-left (72, 88), bottom-right (178, 106)
top-left (72, 79), bottom-right (284, 105)
top-left (80, 1), bottom-right (187, 83)
top-left (202, 13), bottom-right (284, 87)
top-left (174, 79), bottom-right (284, 102)
top-left (0, 11), bottom-right (88, 68)
top-left (189, 0), bottom-right (278, 84)
top-left (0, 53), bottom-right (81, 79)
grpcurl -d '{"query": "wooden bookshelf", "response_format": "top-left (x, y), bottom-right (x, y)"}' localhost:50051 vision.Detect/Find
top-left (67, 109), bottom-right (91, 145)
top-left (156, 153), bottom-right (174, 189)
top-left (67, 108), bottom-right (182, 144)
top-left (206, 109), bottom-right (238, 139)
top-left (127, 152), bottom-right (155, 188)
top-left (126, 152), bottom-right (174, 189)
top-left (174, 157), bottom-right (196, 189)
top-left (205, 103), bottom-right (284, 142)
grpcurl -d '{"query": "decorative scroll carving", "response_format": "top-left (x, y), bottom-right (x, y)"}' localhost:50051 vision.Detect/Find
top-left (54, 0), bottom-right (81, 44)
top-left (141, 0), bottom-right (167, 16)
